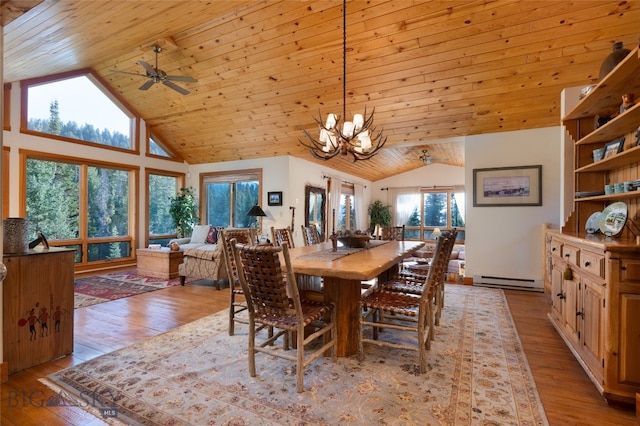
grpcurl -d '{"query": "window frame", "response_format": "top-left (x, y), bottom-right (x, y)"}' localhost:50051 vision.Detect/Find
top-left (145, 169), bottom-right (185, 248)
top-left (400, 186), bottom-right (465, 242)
top-left (20, 68), bottom-right (140, 155)
top-left (200, 168), bottom-right (263, 228)
top-left (339, 182), bottom-right (355, 231)
top-left (20, 149), bottom-right (139, 272)
top-left (4, 83), bottom-right (11, 131)
top-left (145, 123), bottom-right (183, 162)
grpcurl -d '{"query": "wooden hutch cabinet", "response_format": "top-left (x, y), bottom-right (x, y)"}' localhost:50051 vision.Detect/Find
top-left (545, 44), bottom-right (640, 406)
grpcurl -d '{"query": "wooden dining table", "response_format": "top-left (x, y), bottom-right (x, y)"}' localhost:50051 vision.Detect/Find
top-left (288, 240), bottom-right (425, 356)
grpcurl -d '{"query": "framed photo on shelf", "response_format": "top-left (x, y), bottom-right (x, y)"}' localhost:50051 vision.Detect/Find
top-left (603, 137), bottom-right (625, 159)
top-left (473, 165), bottom-right (542, 207)
top-left (268, 191), bottom-right (283, 206)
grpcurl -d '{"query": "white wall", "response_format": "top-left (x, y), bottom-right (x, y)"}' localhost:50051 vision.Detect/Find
top-left (371, 163), bottom-right (465, 202)
top-left (465, 127), bottom-right (561, 282)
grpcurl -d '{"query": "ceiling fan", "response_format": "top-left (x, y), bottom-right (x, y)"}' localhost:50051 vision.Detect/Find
top-left (419, 149), bottom-right (449, 166)
top-left (110, 45), bottom-right (197, 95)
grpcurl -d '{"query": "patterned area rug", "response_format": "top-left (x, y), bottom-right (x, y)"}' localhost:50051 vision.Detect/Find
top-left (44, 285), bottom-right (548, 425)
top-left (74, 271), bottom-right (182, 309)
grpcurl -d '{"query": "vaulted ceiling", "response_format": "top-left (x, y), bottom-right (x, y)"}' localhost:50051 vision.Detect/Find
top-left (3, 1), bottom-right (639, 181)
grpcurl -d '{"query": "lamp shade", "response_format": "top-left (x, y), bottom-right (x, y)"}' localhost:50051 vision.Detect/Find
top-left (247, 205), bottom-right (266, 217)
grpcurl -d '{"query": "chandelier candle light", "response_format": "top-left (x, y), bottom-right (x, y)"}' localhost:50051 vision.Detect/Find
top-left (300, 0), bottom-right (387, 162)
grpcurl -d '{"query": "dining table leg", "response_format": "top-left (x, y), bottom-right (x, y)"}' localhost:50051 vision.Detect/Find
top-left (322, 276), bottom-right (361, 357)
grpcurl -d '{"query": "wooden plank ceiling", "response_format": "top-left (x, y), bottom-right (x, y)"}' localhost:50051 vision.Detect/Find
top-left (3, 1), bottom-right (639, 181)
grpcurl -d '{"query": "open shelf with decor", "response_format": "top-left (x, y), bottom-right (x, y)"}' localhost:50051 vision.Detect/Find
top-left (545, 42), bottom-right (640, 408)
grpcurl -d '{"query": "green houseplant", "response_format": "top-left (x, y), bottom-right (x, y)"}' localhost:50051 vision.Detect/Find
top-left (169, 187), bottom-right (199, 238)
top-left (368, 200), bottom-right (392, 233)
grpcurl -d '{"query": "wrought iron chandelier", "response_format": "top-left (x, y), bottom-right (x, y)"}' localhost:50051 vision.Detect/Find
top-left (300, 0), bottom-right (386, 162)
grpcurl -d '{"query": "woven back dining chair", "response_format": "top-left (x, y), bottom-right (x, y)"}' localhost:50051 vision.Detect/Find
top-left (381, 228), bottom-right (458, 328)
top-left (219, 228), bottom-right (258, 335)
top-left (301, 224), bottom-right (322, 246)
top-left (271, 226), bottom-right (295, 248)
top-left (231, 240), bottom-right (336, 392)
top-left (380, 225), bottom-right (405, 241)
top-left (358, 231), bottom-right (454, 373)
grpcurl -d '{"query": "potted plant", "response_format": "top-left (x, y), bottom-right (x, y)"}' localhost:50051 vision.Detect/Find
top-left (169, 187), bottom-right (199, 238)
top-left (368, 200), bottom-right (392, 234)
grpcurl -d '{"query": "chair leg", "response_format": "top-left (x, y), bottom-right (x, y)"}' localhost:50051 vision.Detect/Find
top-left (296, 326), bottom-right (305, 393)
top-left (228, 291), bottom-right (235, 336)
top-left (180, 275), bottom-right (186, 286)
top-left (248, 318), bottom-right (256, 378)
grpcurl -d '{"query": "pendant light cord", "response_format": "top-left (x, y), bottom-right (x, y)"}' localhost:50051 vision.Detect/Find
top-left (342, 0), bottom-right (347, 121)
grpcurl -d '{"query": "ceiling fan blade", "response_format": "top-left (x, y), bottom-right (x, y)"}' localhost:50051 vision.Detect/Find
top-left (162, 80), bottom-right (190, 95)
top-left (139, 79), bottom-right (156, 91)
top-left (138, 60), bottom-right (156, 76)
top-left (109, 69), bottom-right (147, 77)
top-left (165, 75), bottom-right (197, 83)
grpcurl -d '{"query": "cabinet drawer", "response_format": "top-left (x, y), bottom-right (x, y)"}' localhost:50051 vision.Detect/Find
top-left (581, 250), bottom-right (604, 279)
top-left (562, 244), bottom-right (580, 266)
top-left (550, 239), bottom-right (563, 258)
top-left (619, 258), bottom-right (640, 286)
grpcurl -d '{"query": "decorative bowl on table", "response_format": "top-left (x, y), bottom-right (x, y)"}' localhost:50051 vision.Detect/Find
top-left (336, 232), bottom-right (371, 248)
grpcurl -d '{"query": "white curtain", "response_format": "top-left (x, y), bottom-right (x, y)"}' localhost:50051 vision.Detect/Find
top-left (453, 189), bottom-right (466, 226)
top-left (354, 183), bottom-right (366, 231)
top-left (328, 178), bottom-right (341, 234)
top-left (390, 188), bottom-right (420, 226)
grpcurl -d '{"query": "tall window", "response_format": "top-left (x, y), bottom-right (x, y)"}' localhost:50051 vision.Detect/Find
top-left (399, 188), bottom-right (465, 241)
top-left (147, 170), bottom-right (183, 247)
top-left (22, 70), bottom-right (136, 151)
top-left (24, 153), bottom-right (137, 269)
top-left (338, 183), bottom-right (355, 231)
top-left (201, 169), bottom-right (262, 228)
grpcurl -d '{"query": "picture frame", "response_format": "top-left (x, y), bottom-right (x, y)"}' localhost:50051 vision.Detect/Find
top-left (603, 137), bottom-right (625, 159)
top-left (268, 191), bottom-right (283, 206)
top-left (473, 165), bottom-right (542, 207)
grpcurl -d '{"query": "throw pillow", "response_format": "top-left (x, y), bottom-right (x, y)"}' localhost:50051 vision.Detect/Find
top-left (206, 227), bottom-right (218, 244)
top-left (190, 225), bottom-right (211, 244)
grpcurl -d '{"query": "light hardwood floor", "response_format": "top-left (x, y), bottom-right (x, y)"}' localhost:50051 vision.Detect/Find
top-left (1, 282), bottom-right (637, 425)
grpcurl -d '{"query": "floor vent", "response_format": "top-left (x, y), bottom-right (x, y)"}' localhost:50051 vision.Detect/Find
top-left (472, 275), bottom-right (543, 292)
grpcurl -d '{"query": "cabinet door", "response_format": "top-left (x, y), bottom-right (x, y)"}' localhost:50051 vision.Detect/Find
top-left (563, 274), bottom-right (580, 346)
top-left (619, 293), bottom-right (640, 387)
top-left (550, 261), bottom-right (564, 322)
top-left (581, 276), bottom-right (605, 381)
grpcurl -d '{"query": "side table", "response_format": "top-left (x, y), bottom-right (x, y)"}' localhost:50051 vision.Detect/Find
top-left (136, 247), bottom-right (183, 279)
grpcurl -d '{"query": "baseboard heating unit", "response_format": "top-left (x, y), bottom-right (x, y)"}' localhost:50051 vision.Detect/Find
top-left (473, 275), bottom-right (543, 292)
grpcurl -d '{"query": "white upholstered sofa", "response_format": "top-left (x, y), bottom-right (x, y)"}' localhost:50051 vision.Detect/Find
top-left (168, 225), bottom-right (227, 289)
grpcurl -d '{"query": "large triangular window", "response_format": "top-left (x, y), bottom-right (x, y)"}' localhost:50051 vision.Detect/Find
top-left (22, 70), bottom-right (136, 151)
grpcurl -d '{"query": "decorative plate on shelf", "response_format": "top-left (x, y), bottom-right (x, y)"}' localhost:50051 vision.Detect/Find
top-left (585, 212), bottom-right (602, 234)
top-left (576, 191), bottom-right (605, 198)
top-left (598, 202), bottom-right (628, 236)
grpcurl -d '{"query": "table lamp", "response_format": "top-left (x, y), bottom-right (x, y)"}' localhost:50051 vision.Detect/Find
top-left (247, 205), bottom-right (267, 240)
top-left (432, 228), bottom-right (441, 239)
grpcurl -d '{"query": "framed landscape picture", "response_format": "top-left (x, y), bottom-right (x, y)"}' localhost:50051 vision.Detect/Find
top-left (268, 191), bottom-right (283, 206)
top-left (473, 165), bottom-right (542, 207)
